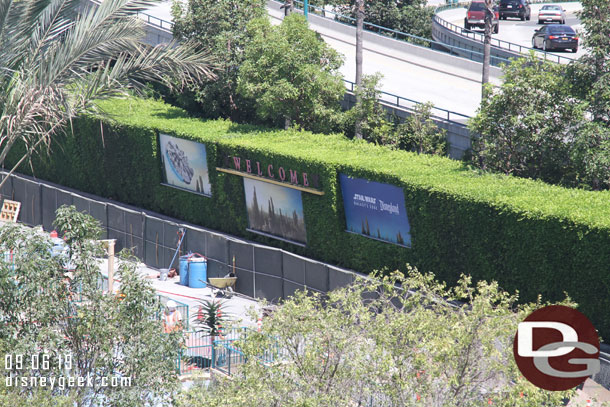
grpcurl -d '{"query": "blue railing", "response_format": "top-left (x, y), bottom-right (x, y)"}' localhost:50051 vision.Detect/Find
top-left (342, 79), bottom-right (471, 123)
top-left (176, 327), bottom-right (249, 375)
top-left (212, 338), bottom-right (247, 376)
top-left (176, 327), bottom-right (285, 376)
top-left (433, 1), bottom-right (576, 64)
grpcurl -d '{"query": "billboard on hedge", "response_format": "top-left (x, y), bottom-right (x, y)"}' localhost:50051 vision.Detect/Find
top-left (340, 174), bottom-right (411, 247)
top-left (244, 178), bottom-right (307, 245)
top-left (159, 133), bottom-right (211, 196)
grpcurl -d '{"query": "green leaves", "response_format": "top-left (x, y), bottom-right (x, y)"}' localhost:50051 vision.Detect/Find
top-left (0, 0), bottom-right (216, 192)
top-left (181, 270), bottom-right (575, 406)
top-left (171, 0), bottom-right (267, 121)
top-left (0, 206), bottom-right (183, 406)
top-left (327, 0), bottom-right (435, 42)
top-left (196, 299), bottom-right (227, 337)
top-left (470, 54), bottom-right (592, 186)
top-left (236, 14), bottom-right (345, 133)
top-left (12, 95), bottom-right (610, 342)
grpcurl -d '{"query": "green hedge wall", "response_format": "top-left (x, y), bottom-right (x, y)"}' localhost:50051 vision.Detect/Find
top-left (12, 97), bottom-right (610, 338)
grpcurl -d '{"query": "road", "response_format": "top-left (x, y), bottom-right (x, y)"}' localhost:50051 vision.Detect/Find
top-left (142, 1), bottom-right (581, 117)
top-left (268, 7), bottom-right (497, 118)
top-left (437, 2), bottom-right (585, 59)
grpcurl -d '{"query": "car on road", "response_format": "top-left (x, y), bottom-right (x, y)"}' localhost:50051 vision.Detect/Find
top-left (464, 1), bottom-right (499, 33)
top-left (531, 24), bottom-right (578, 52)
top-left (537, 5), bottom-right (567, 24)
top-left (499, 0), bottom-right (531, 21)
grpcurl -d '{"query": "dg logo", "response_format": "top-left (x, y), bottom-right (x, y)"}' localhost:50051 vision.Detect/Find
top-left (513, 305), bottom-right (600, 391)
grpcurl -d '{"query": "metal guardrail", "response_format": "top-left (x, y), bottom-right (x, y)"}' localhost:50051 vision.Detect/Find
top-left (135, 10), bottom-right (173, 31)
top-left (175, 327), bottom-right (286, 376)
top-left (213, 338), bottom-right (247, 376)
top-left (281, 0), bottom-right (511, 67)
top-left (342, 79), bottom-right (471, 124)
top-left (84, 0), bottom-right (173, 31)
top-left (433, 0), bottom-right (577, 64)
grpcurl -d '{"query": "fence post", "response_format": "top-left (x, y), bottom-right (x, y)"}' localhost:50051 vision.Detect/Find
top-left (211, 339), bottom-right (216, 369)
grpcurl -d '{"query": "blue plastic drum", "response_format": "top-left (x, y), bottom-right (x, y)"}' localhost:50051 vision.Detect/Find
top-left (188, 257), bottom-right (207, 288)
top-left (179, 255), bottom-right (189, 286)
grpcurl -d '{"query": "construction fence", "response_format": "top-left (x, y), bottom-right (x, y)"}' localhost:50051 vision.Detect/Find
top-left (0, 171), bottom-right (361, 305)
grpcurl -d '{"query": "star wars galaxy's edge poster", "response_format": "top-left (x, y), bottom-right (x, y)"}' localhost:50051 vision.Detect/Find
top-left (159, 133), bottom-right (212, 197)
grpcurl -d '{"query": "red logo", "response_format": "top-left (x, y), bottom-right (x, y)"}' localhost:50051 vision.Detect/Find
top-left (513, 305), bottom-right (600, 391)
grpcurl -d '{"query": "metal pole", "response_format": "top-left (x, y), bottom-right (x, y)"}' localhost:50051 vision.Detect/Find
top-left (304, 0), bottom-right (308, 19)
top-left (107, 240), bottom-right (116, 293)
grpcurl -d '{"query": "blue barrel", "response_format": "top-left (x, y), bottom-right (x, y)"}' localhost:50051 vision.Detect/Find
top-left (188, 258), bottom-right (207, 288)
top-left (179, 255), bottom-right (190, 286)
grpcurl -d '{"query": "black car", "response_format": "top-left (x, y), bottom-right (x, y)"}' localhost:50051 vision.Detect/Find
top-left (531, 25), bottom-right (579, 52)
top-left (499, 0), bottom-right (531, 21)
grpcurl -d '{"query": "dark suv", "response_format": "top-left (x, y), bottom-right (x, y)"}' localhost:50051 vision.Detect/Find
top-left (499, 0), bottom-right (531, 21)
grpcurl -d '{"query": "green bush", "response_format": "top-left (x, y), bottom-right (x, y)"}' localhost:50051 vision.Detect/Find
top-left (11, 97), bottom-right (610, 339)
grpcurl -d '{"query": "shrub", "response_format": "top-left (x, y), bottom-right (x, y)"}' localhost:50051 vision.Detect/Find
top-left (9, 97), bottom-right (610, 339)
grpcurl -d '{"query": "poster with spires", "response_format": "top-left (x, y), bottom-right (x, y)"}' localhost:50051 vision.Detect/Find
top-left (159, 134), bottom-right (212, 196)
top-left (339, 174), bottom-right (411, 247)
top-left (244, 178), bottom-right (307, 245)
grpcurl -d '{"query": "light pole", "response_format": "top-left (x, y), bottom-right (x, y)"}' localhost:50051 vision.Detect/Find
top-left (304, 0), bottom-right (308, 19)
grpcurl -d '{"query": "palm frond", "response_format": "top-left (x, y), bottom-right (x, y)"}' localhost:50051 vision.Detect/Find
top-left (0, 0), bottom-right (216, 186)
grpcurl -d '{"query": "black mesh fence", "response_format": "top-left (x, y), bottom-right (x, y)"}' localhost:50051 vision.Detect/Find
top-left (0, 171), bottom-right (359, 303)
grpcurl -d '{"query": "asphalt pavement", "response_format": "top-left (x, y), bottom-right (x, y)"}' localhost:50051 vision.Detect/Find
top-left (438, 2), bottom-right (585, 59)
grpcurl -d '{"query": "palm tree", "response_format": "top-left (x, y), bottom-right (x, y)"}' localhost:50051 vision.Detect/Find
top-left (482, 0), bottom-right (493, 91)
top-left (0, 0), bottom-right (215, 188)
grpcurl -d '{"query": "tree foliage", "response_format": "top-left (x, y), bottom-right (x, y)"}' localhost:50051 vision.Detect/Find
top-left (344, 73), bottom-right (393, 143)
top-left (393, 102), bottom-right (447, 155)
top-left (572, 0), bottom-right (610, 122)
top-left (237, 14), bottom-right (345, 133)
top-left (471, 0), bottom-right (610, 191)
top-left (177, 268), bottom-right (576, 407)
top-left (469, 54), bottom-right (589, 186)
top-left (346, 74), bottom-right (447, 154)
top-left (319, 0), bottom-right (434, 40)
top-left (0, 0), bottom-right (214, 188)
top-left (0, 205), bottom-right (182, 407)
top-left (171, 0), bottom-right (267, 121)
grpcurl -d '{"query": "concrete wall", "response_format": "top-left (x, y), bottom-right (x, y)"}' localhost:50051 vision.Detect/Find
top-left (1, 171), bottom-right (361, 303)
top-left (142, 24), bottom-right (173, 46)
top-left (431, 17), bottom-right (522, 66)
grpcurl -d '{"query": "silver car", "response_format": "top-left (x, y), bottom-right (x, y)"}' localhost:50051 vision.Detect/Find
top-left (537, 5), bottom-right (566, 24)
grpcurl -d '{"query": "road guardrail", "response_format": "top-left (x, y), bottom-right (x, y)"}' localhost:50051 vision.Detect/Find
top-left (342, 79), bottom-right (471, 124)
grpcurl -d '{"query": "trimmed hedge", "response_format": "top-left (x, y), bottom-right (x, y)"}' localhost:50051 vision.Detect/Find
top-left (13, 97), bottom-right (610, 338)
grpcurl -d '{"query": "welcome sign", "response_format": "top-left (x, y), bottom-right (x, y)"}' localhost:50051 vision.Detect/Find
top-left (216, 155), bottom-right (323, 195)
top-left (339, 174), bottom-right (411, 247)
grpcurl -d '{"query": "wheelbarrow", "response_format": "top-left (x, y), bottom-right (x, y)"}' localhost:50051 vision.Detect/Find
top-left (207, 277), bottom-right (237, 298)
